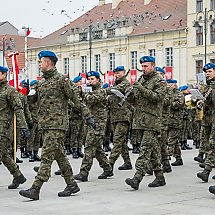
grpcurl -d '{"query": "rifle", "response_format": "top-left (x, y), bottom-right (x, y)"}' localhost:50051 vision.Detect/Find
top-left (196, 87), bottom-right (212, 110)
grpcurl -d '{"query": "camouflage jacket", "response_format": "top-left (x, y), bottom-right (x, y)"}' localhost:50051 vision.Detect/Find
top-left (168, 89), bottom-right (185, 128)
top-left (129, 71), bottom-right (166, 132)
top-left (202, 80), bottom-right (214, 127)
top-left (37, 68), bottom-right (90, 130)
top-left (27, 90), bottom-right (39, 123)
top-left (107, 76), bottom-right (132, 123)
top-left (0, 80), bottom-right (27, 138)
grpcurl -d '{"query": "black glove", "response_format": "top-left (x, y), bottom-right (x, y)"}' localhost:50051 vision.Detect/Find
top-left (28, 122), bottom-right (34, 129)
top-left (86, 117), bottom-right (96, 130)
top-left (20, 128), bottom-right (30, 139)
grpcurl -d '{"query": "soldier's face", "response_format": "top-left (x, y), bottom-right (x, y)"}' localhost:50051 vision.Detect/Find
top-left (75, 80), bottom-right (82, 87)
top-left (38, 57), bottom-right (50, 73)
top-left (205, 69), bottom-right (215, 80)
top-left (0, 72), bottom-right (7, 82)
top-left (114, 71), bottom-right (125, 80)
top-left (87, 76), bottom-right (100, 86)
top-left (141, 62), bottom-right (155, 75)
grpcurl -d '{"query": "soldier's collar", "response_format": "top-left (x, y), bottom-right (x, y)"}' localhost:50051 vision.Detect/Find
top-left (42, 68), bottom-right (57, 79)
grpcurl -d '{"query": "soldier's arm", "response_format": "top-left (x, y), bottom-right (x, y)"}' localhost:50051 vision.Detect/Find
top-left (62, 79), bottom-right (91, 118)
top-left (7, 88), bottom-right (28, 128)
top-left (172, 93), bottom-right (185, 109)
top-left (23, 96), bottom-right (33, 124)
top-left (85, 89), bottom-right (107, 105)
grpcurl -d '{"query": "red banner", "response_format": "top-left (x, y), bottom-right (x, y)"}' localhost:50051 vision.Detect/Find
top-left (130, 69), bottom-right (137, 85)
top-left (108, 71), bottom-right (114, 86)
top-left (80, 73), bottom-right (86, 85)
top-left (165, 66), bottom-right (173, 80)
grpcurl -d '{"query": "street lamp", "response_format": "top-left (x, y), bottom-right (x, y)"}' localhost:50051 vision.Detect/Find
top-left (193, 8), bottom-right (215, 65)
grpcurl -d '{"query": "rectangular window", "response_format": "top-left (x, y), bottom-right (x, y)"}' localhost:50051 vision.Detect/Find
top-left (148, 49), bottom-right (156, 57)
top-left (165, 47), bottom-right (173, 66)
top-left (81, 56), bottom-right (87, 73)
top-left (93, 30), bottom-right (103, 39)
top-left (79, 32), bottom-right (88, 41)
top-left (210, 59), bottom-right (215, 63)
top-left (95, 54), bottom-right (101, 71)
top-left (211, 0), bottom-right (215, 9)
top-left (109, 53), bottom-right (115, 71)
top-left (196, 26), bottom-right (203, 46)
top-left (196, 0), bottom-right (203, 12)
top-left (107, 29), bottom-right (116, 38)
top-left (196, 60), bottom-right (203, 74)
top-left (210, 25), bottom-right (215, 44)
top-left (63, 58), bottom-right (69, 75)
top-left (131, 51), bottom-right (137, 69)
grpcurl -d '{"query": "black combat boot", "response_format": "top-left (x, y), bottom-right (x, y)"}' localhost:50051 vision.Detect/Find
top-left (171, 159), bottom-right (183, 166)
top-left (58, 183), bottom-right (80, 197)
top-left (197, 169), bottom-right (210, 182)
top-left (65, 144), bottom-right (71, 155)
top-left (74, 173), bottom-right (88, 182)
top-left (148, 176), bottom-right (166, 187)
top-left (77, 147), bottom-right (84, 158)
top-left (54, 169), bottom-right (61, 175)
top-left (33, 151), bottom-right (41, 161)
top-left (212, 175), bottom-right (215, 180)
top-left (209, 185), bottom-right (215, 194)
top-left (194, 153), bottom-right (204, 163)
top-left (28, 151), bottom-right (35, 162)
top-left (8, 174), bottom-right (27, 189)
top-left (125, 177), bottom-right (140, 190)
top-left (184, 140), bottom-right (192, 150)
top-left (33, 166), bottom-right (39, 172)
top-left (19, 186), bottom-right (40, 200)
top-left (16, 157), bottom-right (23, 163)
top-left (163, 165), bottom-right (172, 173)
top-left (132, 144), bottom-right (139, 154)
top-left (118, 162), bottom-right (132, 170)
top-left (98, 170), bottom-right (113, 179)
top-left (199, 163), bottom-right (205, 168)
top-left (180, 141), bottom-right (186, 150)
top-left (20, 147), bottom-right (28, 158)
top-left (103, 141), bottom-right (111, 152)
top-left (146, 169), bottom-right (153, 175)
top-left (72, 148), bottom-right (79, 159)
top-left (195, 140), bottom-right (200, 149)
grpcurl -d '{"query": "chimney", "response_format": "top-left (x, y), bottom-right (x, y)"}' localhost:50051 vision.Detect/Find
top-left (144, 0), bottom-right (152, 5)
top-left (112, 0), bottom-right (123, 9)
top-left (99, 0), bottom-right (105, 6)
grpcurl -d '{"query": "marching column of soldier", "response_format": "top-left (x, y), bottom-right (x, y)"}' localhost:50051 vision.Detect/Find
top-left (0, 50), bottom-right (215, 201)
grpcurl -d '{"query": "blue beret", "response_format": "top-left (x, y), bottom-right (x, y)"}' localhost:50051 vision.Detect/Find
top-left (113, 66), bottom-right (125, 72)
top-left (0, 66), bottom-right (8, 73)
top-left (139, 56), bottom-right (155, 64)
top-left (30, 80), bottom-right (38, 86)
top-left (73, 76), bottom-right (82, 83)
top-left (178, 85), bottom-right (188, 92)
top-left (86, 71), bottom-right (100, 78)
top-left (38, 50), bottom-right (58, 61)
top-left (155, 67), bottom-right (165, 74)
top-left (102, 83), bottom-right (109, 89)
top-left (203, 63), bottom-right (215, 71)
top-left (166, 79), bottom-right (177, 84)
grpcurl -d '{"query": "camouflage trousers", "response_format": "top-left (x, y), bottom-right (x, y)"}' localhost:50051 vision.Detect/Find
top-left (0, 136), bottom-right (22, 178)
top-left (167, 127), bottom-right (182, 160)
top-left (109, 121), bottom-right (131, 166)
top-left (27, 122), bottom-right (40, 151)
top-left (204, 125), bottom-right (215, 170)
top-left (199, 125), bottom-right (211, 157)
top-left (180, 119), bottom-right (192, 142)
top-left (134, 130), bottom-right (163, 181)
top-left (131, 129), bottom-right (143, 146)
top-left (33, 129), bottom-right (76, 189)
top-left (80, 122), bottom-right (111, 176)
top-left (159, 128), bottom-right (170, 166)
top-left (192, 121), bottom-right (201, 142)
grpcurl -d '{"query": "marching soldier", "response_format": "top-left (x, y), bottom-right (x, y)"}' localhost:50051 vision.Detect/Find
top-left (125, 56), bottom-right (166, 190)
top-left (19, 50), bottom-right (95, 200)
top-left (74, 71), bottom-right (112, 181)
top-left (196, 63), bottom-right (215, 185)
top-left (106, 66), bottom-right (132, 172)
top-left (0, 65), bottom-right (29, 189)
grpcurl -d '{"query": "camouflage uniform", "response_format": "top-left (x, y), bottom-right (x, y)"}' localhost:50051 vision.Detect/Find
top-left (128, 71), bottom-right (166, 182)
top-left (0, 80), bottom-right (27, 181)
top-left (107, 76), bottom-right (132, 169)
top-left (78, 83), bottom-right (111, 177)
top-left (167, 88), bottom-right (184, 163)
top-left (31, 68), bottom-right (90, 190)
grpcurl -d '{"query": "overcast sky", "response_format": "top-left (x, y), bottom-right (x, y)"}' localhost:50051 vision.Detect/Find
top-left (0, 0), bottom-right (112, 38)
